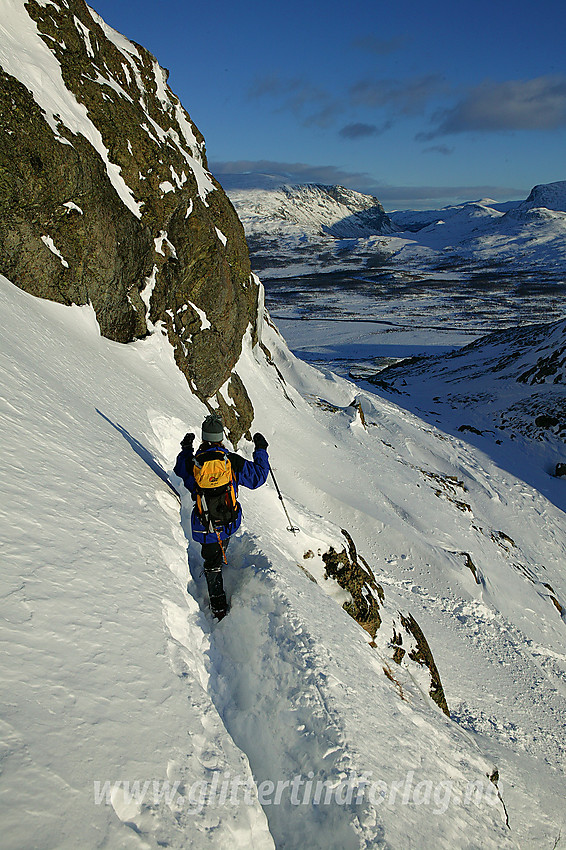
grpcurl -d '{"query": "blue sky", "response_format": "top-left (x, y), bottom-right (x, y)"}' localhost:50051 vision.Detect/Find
top-left (91, 0), bottom-right (566, 209)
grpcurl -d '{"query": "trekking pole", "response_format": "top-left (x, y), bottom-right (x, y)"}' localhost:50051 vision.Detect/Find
top-left (269, 466), bottom-right (300, 534)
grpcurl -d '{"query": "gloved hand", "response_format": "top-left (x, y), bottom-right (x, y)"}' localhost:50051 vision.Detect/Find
top-left (253, 433), bottom-right (268, 450)
top-left (181, 432), bottom-right (195, 449)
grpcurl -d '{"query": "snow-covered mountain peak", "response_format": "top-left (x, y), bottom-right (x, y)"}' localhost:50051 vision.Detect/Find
top-left (517, 180), bottom-right (566, 213)
top-left (417, 200), bottom-right (504, 235)
top-left (228, 182), bottom-right (396, 238)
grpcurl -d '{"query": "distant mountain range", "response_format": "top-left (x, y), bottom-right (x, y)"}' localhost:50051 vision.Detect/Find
top-left (225, 179), bottom-right (566, 279)
top-left (227, 181), bottom-right (395, 237)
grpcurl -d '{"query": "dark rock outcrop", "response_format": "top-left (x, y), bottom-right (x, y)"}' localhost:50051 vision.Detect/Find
top-left (321, 529), bottom-right (449, 715)
top-left (322, 529), bottom-right (384, 639)
top-left (398, 613), bottom-right (450, 716)
top-left (0, 0), bottom-right (259, 441)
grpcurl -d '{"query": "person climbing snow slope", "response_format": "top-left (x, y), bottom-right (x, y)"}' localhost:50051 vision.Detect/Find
top-left (174, 414), bottom-right (269, 620)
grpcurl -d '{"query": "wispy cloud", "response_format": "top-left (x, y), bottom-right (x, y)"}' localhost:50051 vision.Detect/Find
top-left (211, 160), bottom-right (526, 208)
top-left (248, 72), bottom-right (448, 132)
top-left (339, 121), bottom-right (391, 139)
top-left (422, 144), bottom-right (454, 155)
top-left (350, 34), bottom-right (408, 56)
top-left (248, 73), bottom-right (340, 128)
top-left (374, 184), bottom-right (526, 205)
top-left (211, 160), bottom-right (378, 190)
top-left (350, 75), bottom-right (447, 115)
top-left (419, 74), bottom-right (566, 138)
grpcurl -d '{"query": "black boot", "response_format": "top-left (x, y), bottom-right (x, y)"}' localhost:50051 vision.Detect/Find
top-left (201, 540), bottom-right (229, 620)
top-left (210, 597), bottom-right (229, 621)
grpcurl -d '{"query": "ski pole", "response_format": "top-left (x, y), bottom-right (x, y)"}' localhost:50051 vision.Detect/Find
top-left (269, 466), bottom-right (299, 534)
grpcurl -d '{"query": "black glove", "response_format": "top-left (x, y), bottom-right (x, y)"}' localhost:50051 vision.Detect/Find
top-left (181, 432), bottom-right (195, 449)
top-left (253, 432), bottom-right (268, 450)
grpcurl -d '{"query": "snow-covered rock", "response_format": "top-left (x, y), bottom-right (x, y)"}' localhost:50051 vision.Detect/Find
top-left (0, 0), bottom-right (257, 440)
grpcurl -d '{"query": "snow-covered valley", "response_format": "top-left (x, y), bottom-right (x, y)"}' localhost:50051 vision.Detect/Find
top-left (1, 272), bottom-right (565, 849)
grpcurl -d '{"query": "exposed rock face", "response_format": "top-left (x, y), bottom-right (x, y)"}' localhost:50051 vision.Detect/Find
top-left (0, 0), bottom-right (259, 441)
top-left (322, 529), bottom-right (384, 639)
top-left (321, 529), bottom-right (449, 715)
top-left (397, 613), bottom-right (450, 716)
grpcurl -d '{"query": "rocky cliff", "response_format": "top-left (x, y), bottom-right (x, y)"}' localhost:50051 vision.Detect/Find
top-left (0, 0), bottom-right (259, 441)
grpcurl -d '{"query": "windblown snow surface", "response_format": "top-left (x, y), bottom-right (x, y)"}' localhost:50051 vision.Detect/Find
top-left (1, 274), bottom-right (565, 849)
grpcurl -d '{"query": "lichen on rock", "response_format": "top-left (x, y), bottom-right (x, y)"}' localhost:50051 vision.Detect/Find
top-left (320, 529), bottom-right (449, 715)
top-left (398, 612), bottom-right (450, 716)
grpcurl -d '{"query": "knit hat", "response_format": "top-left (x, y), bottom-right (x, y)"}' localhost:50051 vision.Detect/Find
top-left (201, 414), bottom-right (224, 443)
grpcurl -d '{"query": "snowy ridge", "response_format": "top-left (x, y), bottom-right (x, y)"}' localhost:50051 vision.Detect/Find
top-left (228, 183), bottom-right (395, 237)
top-left (390, 188), bottom-right (566, 272)
top-left (2, 275), bottom-right (565, 848)
top-left (229, 181), bottom-right (566, 278)
top-left (372, 317), bottom-right (566, 483)
top-left (392, 200), bottom-right (505, 236)
top-left (512, 180), bottom-right (566, 215)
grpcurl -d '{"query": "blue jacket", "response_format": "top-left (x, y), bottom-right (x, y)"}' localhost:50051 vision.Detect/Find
top-left (174, 442), bottom-right (269, 544)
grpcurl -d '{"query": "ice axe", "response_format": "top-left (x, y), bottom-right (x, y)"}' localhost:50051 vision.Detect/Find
top-left (269, 466), bottom-right (299, 534)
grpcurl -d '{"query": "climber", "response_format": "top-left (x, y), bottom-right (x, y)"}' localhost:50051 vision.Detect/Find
top-left (174, 413), bottom-right (269, 620)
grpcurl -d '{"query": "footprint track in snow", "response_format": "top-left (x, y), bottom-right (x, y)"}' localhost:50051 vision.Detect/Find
top-left (186, 534), bottom-right (381, 850)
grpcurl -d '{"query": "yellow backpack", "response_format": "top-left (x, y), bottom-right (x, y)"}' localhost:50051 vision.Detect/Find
top-left (193, 449), bottom-right (238, 530)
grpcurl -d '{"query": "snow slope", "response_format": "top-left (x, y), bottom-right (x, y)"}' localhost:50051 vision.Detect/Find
top-left (369, 318), bottom-right (566, 511)
top-left (1, 275), bottom-right (566, 849)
